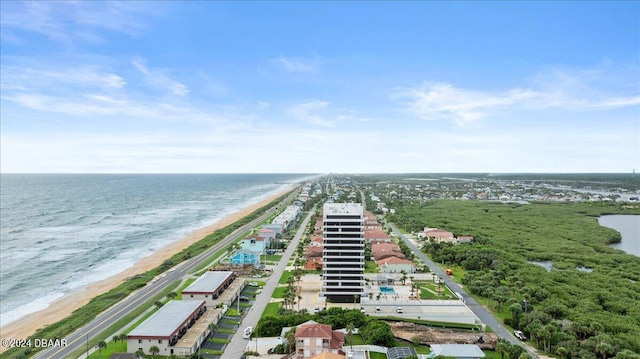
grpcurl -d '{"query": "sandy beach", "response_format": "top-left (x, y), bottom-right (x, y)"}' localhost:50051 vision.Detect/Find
top-left (0, 190), bottom-right (290, 349)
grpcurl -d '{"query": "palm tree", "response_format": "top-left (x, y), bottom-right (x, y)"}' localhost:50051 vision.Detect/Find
top-left (149, 345), bottom-right (160, 358)
top-left (400, 270), bottom-right (408, 285)
top-left (119, 333), bottom-right (127, 351)
top-left (496, 340), bottom-right (509, 359)
top-left (346, 323), bottom-right (355, 351)
top-left (596, 342), bottom-right (613, 359)
top-left (96, 340), bottom-right (107, 359)
top-left (112, 335), bottom-right (119, 350)
top-left (556, 346), bottom-right (568, 359)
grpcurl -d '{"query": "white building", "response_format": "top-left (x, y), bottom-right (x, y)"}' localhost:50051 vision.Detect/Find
top-left (429, 344), bottom-right (485, 359)
top-left (272, 205), bottom-right (301, 230)
top-left (127, 300), bottom-right (220, 357)
top-left (322, 203), bottom-right (365, 302)
top-left (181, 271), bottom-right (236, 307)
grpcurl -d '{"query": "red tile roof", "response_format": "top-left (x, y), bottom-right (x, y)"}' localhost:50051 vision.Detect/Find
top-left (376, 256), bottom-right (415, 266)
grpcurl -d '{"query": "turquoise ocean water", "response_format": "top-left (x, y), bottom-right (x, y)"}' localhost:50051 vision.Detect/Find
top-left (0, 174), bottom-right (312, 326)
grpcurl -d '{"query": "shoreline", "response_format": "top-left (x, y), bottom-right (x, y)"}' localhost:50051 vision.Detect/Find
top-left (0, 189), bottom-right (291, 347)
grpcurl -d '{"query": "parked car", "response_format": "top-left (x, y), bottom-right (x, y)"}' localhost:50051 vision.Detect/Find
top-left (239, 296), bottom-right (249, 302)
top-left (248, 282), bottom-right (259, 287)
top-left (514, 330), bottom-right (527, 340)
top-left (396, 306), bottom-right (403, 314)
top-left (314, 307), bottom-right (320, 313)
top-left (243, 326), bottom-right (253, 339)
top-left (360, 306), bottom-right (366, 313)
top-left (375, 307), bottom-right (381, 313)
top-left (267, 348), bottom-right (276, 354)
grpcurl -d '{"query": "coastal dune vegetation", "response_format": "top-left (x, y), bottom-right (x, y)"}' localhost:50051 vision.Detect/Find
top-left (387, 200), bottom-right (640, 358)
top-left (1, 194), bottom-right (288, 359)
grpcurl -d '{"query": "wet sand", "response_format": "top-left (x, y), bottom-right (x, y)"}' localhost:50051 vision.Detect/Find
top-left (0, 190), bottom-right (289, 348)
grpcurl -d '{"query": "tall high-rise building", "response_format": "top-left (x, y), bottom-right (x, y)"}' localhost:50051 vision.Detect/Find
top-left (321, 202), bottom-right (365, 302)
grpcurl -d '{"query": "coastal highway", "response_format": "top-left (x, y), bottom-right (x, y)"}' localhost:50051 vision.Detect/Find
top-left (33, 190), bottom-right (298, 359)
top-left (384, 221), bottom-right (539, 359)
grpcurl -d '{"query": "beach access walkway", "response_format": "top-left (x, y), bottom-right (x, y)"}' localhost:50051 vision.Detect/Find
top-left (220, 205), bottom-right (316, 359)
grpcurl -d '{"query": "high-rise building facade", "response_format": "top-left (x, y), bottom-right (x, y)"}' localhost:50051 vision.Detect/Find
top-left (321, 202), bottom-right (365, 302)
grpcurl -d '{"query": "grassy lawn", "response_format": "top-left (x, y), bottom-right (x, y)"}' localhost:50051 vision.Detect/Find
top-left (369, 352), bottom-right (387, 359)
top-left (225, 308), bottom-right (242, 316)
top-left (414, 280), bottom-right (456, 300)
top-left (217, 328), bottom-right (235, 334)
top-left (261, 302), bottom-right (280, 318)
top-left (278, 270), bottom-right (293, 284)
top-left (202, 348), bottom-right (224, 355)
top-left (346, 334), bottom-right (365, 345)
top-left (264, 254), bottom-right (283, 262)
top-left (208, 338), bottom-right (231, 344)
top-left (365, 260), bottom-right (380, 273)
top-left (272, 286), bottom-right (287, 298)
top-left (176, 278), bottom-right (196, 299)
top-left (435, 263), bottom-right (467, 283)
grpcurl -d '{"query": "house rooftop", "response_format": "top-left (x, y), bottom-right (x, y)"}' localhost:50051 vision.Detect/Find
top-left (128, 300), bottom-right (204, 338)
top-left (323, 203), bottom-right (363, 215)
top-left (430, 344), bottom-right (485, 358)
top-left (182, 271), bottom-right (234, 294)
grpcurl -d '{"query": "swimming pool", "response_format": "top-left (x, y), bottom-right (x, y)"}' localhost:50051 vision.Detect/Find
top-left (380, 286), bottom-right (395, 294)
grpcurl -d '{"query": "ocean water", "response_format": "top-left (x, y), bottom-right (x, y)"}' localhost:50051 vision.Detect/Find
top-left (0, 174), bottom-right (313, 326)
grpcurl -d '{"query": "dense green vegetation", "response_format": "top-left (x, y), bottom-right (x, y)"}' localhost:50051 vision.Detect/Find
top-left (387, 200), bottom-right (640, 358)
top-left (1, 193), bottom-right (289, 359)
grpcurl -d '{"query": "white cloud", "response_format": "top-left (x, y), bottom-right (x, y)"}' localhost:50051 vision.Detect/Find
top-left (1, 65), bottom-right (126, 91)
top-left (288, 100), bottom-right (370, 127)
top-left (0, 1), bottom-right (162, 44)
top-left (394, 67), bottom-right (640, 126)
top-left (273, 56), bottom-right (318, 73)
top-left (132, 59), bottom-right (189, 96)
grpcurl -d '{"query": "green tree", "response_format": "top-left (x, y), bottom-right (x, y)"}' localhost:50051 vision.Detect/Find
top-left (96, 341), bottom-right (107, 359)
top-left (154, 300), bottom-right (163, 309)
top-left (346, 322), bottom-right (355, 351)
top-left (596, 342), bottom-right (613, 359)
top-left (400, 270), bottom-right (408, 285)
top-left (112, 335), bottom-right (119, 351)
top-left (135, 349), bottom-right (145, 358)
top-left (614, 350), bottom-right (640, 359)
top-left (119, 333), bottom-right (127, 351)
top-left (149, 345), bottom-right (160, 358)
top-left (509, 302), bottom-right (523, 329)
top-left (167, 291), bottom-right (177, 300)
top-left (556, 346), bottom-right (568, 359)
top-left (496, 340), bottom-right (509, 359)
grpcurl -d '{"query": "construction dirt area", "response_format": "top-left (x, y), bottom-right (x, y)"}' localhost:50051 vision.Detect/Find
top-left (389, 322), bottom-right (499, 350)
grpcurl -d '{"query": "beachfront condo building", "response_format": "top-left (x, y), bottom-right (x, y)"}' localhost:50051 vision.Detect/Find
top-left (321, 202), bottom-right (365, 302)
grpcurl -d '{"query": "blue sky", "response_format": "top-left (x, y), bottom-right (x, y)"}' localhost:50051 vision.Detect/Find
top-left (1, 1), bottom-right (638, 173)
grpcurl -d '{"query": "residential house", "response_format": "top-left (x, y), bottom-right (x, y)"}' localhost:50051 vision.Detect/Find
top-left (241, 235), bottom-right (268, 254)
top-left (295, 322), bottom-right (345, 358)
top-left (305, 246), bottom-right (324, 271)
top-left (371, 243), bottom-right (405, 261)
top-left (376, 256), bottom-right (416, 274)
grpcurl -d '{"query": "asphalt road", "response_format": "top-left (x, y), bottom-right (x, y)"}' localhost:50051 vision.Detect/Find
top-left (220, 205), bottom-right (315, 359)
top-left (384, 221), bottom-right (539, 359)
top-left (33, 191), bottom-right (297, 359)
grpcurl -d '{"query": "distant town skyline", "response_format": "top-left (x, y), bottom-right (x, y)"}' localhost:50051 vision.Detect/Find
top-left (1, 1), bottom-right (638, 173)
